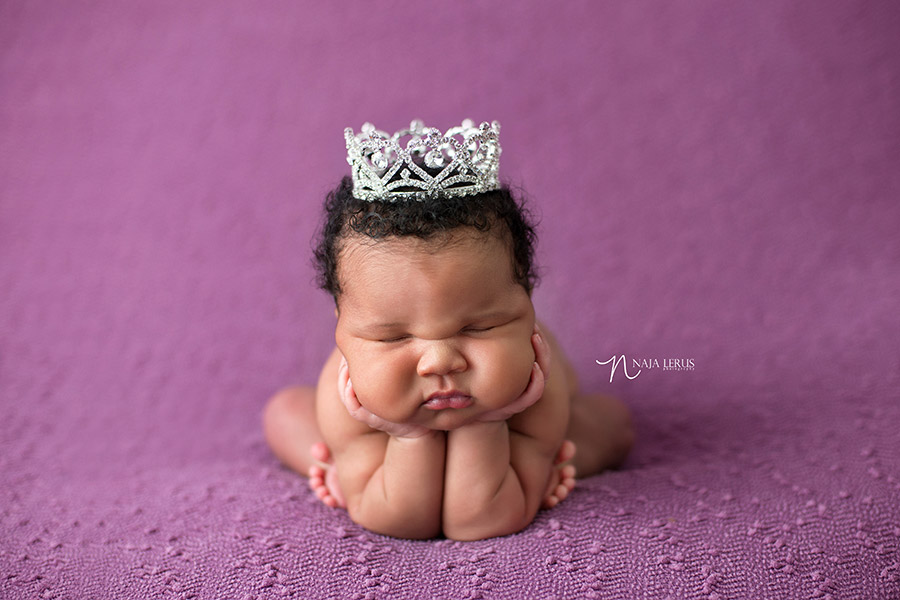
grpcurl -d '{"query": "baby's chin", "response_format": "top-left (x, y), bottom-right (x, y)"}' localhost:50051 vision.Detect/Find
top-left (418, 409), bottom-right (474, 431)
top-left (418, 401), bottom-right (509, 431)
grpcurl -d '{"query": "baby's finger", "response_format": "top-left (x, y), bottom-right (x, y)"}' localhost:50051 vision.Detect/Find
top-left (337, 356), bottom-right (350, 388)
top-left (339, 375), bottom-right (363, 416)
top-left (518, 361), bottom-right (545, 412)
top-left (532, 324), bottom-right (552, 381)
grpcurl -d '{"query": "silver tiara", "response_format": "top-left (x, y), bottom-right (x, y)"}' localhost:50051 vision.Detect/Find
top-left (344, 119), bottom-right (501, 202)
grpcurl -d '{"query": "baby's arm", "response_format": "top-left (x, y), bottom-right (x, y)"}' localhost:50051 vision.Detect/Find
top-left (442, 331), bottom-right (570, 541)
top-left (316, 349), bottom-right (445, 539)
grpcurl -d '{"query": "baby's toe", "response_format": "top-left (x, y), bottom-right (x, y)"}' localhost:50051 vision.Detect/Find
top-left (311, 442), bottom-right (331, 464)
top-left (307, 457), bottom-right (344, 509)
top-left (325, 467), bottom-right (346, 508)
top-left (556, 440), bottom-right (576, 465)
top-left (311, 479), bottom-right (338, 508)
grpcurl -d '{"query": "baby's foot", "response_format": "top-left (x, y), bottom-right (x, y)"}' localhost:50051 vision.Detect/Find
top-left (542, 440), bottom-right (577, 509)
top-left (308, 442), bottom-right (346, 509)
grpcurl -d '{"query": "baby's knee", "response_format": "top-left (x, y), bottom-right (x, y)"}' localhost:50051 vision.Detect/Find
top-left (264, 386), bottom-right (295, 420)
top-left (262, 386), bottom-right (312, 438)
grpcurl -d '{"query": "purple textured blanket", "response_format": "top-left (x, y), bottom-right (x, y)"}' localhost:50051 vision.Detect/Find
top-left (2, 1), bottom-right (898, 599)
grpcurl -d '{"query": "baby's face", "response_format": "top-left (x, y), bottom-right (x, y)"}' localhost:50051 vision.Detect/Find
top-left (334, 228), bottom-right (536, 431)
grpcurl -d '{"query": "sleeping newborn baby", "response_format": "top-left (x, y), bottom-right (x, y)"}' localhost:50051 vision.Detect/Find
top-left (263, 120), bottom-right (633, 540)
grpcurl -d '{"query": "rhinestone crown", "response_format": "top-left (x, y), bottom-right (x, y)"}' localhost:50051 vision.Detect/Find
top-left (344, 119), bottom-right (501, 202)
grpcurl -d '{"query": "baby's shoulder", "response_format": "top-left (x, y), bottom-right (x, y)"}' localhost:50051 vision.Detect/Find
top-left (315, 347), bottom-right (381, 448)
top-left (507, 362), bottom-right (571, 444)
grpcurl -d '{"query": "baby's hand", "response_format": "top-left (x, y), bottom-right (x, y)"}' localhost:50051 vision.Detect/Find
top-left (477, 323), bottom-right (552, 423)
top-left (338, 356), bottom-right (433, 439)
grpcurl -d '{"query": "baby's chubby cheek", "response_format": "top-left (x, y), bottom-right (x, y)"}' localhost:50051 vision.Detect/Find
top-left (343, 355), bottom-right (415, 421)
top-left (470, 336), bottom-right (536, 409)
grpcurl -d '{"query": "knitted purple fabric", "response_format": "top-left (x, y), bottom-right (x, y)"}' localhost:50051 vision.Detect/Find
top-left (2, 1), bottom-right (898, 598)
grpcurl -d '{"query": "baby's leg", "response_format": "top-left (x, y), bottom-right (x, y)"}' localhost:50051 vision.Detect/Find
top-left (262, 386), bottom-right (325, 477)
top-left (308, 445), bottom-right (345, 508)
top-left (542, 440), bottom-right (577, 509)
top-left (262, 386), bottom-right (345, 507)
top-left (540, 325), bottom-right (635, 477)
top-left (567, 392), bottom-right (634, 476)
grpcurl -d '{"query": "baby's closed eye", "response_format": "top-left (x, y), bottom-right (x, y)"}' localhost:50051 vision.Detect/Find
top-left (379, 334), bottom-right (411, 343)
top-left (462, 326), bottom-right (495, 334)
top-left (462, 315), bottom-right (520, 335)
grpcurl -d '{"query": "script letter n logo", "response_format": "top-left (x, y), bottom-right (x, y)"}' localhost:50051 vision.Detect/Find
top-left (596, 355), bottom-right (642, 383)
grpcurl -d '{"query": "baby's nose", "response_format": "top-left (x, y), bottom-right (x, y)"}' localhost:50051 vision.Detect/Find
top-left (416, 340), bottom-right (467, 377)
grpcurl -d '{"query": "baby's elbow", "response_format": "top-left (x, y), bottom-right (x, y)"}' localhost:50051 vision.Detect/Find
top-left (442, 497), bottom-right (532, 541)
top-left (443, 512), bottom-right (530, 541)
top-left (349, 503), bottom-right (441, 541)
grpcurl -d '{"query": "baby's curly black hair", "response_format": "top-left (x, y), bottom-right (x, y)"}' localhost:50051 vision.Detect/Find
top-left (314, 176), bottom-right (539, 302)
